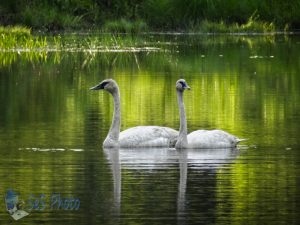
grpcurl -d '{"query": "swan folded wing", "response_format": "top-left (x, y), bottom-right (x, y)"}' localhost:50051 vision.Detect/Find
top-left (119, 126), bottom-right (178, 148)
top-left (187, 129), bottom-right (239, 149)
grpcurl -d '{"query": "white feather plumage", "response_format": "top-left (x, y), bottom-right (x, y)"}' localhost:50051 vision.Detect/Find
top-left (175, 79), bottom-right (245, 149)
top-left (91, 79), bottom-right (178, 148)
top-left (119, 126), bottom-right (178, 148)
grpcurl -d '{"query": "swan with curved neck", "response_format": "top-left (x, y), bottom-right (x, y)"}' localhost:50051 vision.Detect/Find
top-left (175, 79), bottom-right (244, 149)
top-left (90, 79), bottom-right (178, 148)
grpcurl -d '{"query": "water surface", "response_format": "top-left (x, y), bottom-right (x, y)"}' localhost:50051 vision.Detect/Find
top-left (0, 34), bottom-right (299, 224)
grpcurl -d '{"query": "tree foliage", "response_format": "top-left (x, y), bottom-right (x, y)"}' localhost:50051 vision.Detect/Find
top-left (0, 0), bottom-right (299, 30)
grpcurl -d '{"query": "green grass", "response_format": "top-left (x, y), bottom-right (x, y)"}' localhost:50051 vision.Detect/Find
top-left (0, 26), bottom-right (31, 37)
top-left (197, 20), bottom-right (276, 34)
top-left (0, 26), bottom-right (153, 52)
top-left (0, 23), bottom-right (280, 55)
top-left (0, 26), bottom-right (47, 50)
top-left (191, 13), bottom-right (276, 33)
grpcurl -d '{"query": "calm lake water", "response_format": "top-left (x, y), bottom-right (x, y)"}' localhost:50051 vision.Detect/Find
top-left (0, 34), bottom-right (299, 224)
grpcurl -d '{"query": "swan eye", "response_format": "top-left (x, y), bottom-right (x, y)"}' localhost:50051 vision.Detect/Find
top-left (179, 81), bottom-right (186, 88)
top-left (101, 81), bottom-right (109, 88)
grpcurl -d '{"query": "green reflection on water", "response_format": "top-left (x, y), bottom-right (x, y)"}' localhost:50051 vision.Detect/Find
top-left (1, 35), bottom-right (299, 147)
top-left (0, 34), bottom-right (299, 224)
top-left (216, 147), bottom-right (298, 224)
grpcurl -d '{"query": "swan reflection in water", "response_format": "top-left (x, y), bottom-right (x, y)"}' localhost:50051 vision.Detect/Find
top-left (103, 147), bottom-right (239, 222)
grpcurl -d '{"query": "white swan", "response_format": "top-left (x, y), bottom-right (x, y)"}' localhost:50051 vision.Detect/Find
top-left (175, 79), bottom-right (245, 149)
top-left (90, 79), bottom-right (178, 148)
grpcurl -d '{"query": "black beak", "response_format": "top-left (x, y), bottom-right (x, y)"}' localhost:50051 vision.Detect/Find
top-left (90, 82), bottom-right (107, 90)
top-left (185, 85), bottom-right (191, 90)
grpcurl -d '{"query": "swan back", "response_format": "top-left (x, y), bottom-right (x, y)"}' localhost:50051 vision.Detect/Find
top-left (119, 126), bottom-right (178, 148)
top-left (187, 129), bottom-right (240, 149)
top-left (174, 79), bottom-right (245, 149)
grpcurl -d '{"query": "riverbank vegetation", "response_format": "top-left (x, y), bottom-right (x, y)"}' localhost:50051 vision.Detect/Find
top-left (0, 26), bottom-right (47, 50)
top-left (0, 1), bottom-right (299, 32)
top-left (0, 26), bottom-right (161, 52)
top-left (192, 13), bottom-right (276, 33)
top-left (0, 31), bottom-right (287, 68)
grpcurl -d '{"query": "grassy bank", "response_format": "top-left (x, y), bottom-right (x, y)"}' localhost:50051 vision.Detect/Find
top-left (0, 26), bottom-right (31, 36)
top-left (0, 1), bottom-right (298, 32)
top-left (0, 26), bottom-right (47, 50)
top-left (192, 13), bottom-right (277, 33)
top-left (0, 26), bottom-right (158, 52)
top-left (102, 13), bottom-right (279, 34)
top-left (0, 21), bottom-right (286, 54)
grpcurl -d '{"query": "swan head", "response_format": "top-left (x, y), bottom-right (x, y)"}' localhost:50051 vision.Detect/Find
top-left (176, 79), bottom-right (191, 92)
top-left (90, 79), bottom-right (118, 94)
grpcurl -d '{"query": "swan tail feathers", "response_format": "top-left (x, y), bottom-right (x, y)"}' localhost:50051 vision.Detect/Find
top-left (236, 138), bottom-right (248, 143)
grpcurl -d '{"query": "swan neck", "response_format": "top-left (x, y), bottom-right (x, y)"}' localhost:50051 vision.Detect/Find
top-left (176, 90), bottom-right (188, 148)
top-left (108, 88), bottom-right (121, 142)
